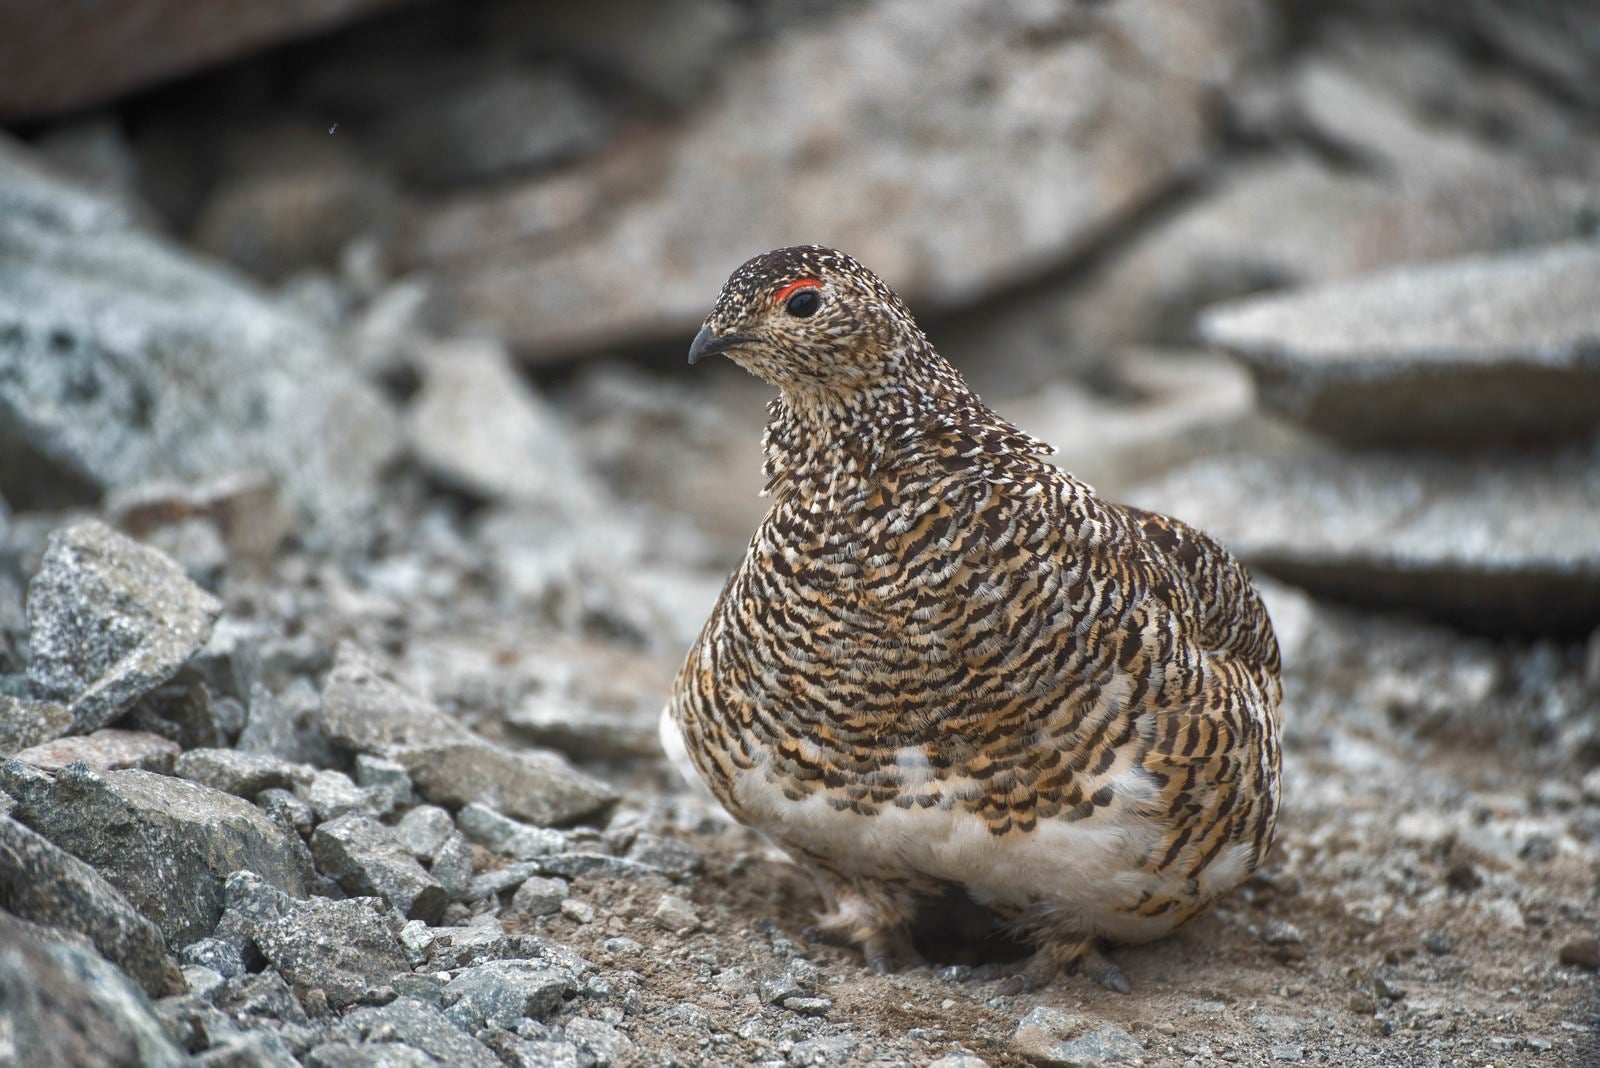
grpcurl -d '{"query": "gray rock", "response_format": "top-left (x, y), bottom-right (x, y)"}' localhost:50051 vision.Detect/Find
top-left (1127, 437), bottom-right (1600, 635)
top-left (487, 0), bottom-right (742, 105)
top-left (0, 813), bottom-right (178, 996)
top-left (528, 851), bottom-right (665, 882)
top-left (505, 695), bottom-right (662, 762)
top-left (429, 832), bottom-right (476, 901)
top-left (458, 801), bottom-right (567, 859)
top-left (0, 138), bottom-right (401, 527)
top-left (410, 0), bottom-right (1263, 360)
top-left (407, 339), bottom-right (594, 507)
top-left (13, 727), bottom-right (181, 773)
top-left (218, 970), bottom-right (310, 1027)
top-left (107, 472), bottom-right (294, 572)
top-left (392, 742), bottom-right (617, 828)
top-left (372, 65), bottom-right (608, 188)
top-left (624, 832), bottom-right (704, 879)
top-left (394, 804), bottom-right (455, 860)
top-left (337, 996), bottom-right (502, 1068)
top-left (238, 678), bottom-right (338, 766)
top-left (1201, 242), bottom-right (1600, 445)
top-left (0, 761), bottom-right (305, 946)
top-left (0, 693), bottom-right (72, 754)
top-left (318, 643), bottom-right (478, 755)
top-left (305, 1043), bottom-right (445, 1068)
top-left (510, 876), bottom-right (569, 918)
top-left (174, 747), bottom-right (310, 797)
top-left (0, 911), bottom-right (187, 1067)
top-left (442, 959), bottom-right (575, 1030)
top-left (562, 1016), bottom-right (635, 1067)
top-left (424, 922), bottom-right (519, 969)
top-left (181, 936), bottom-right (246, 979)
top-left (354, 754), bottom-right (413, 808)
top-left (253, 896), bottom-right (411, 1010)
top-left (198, 1032), bottom-right (303, 1068)
top-left (1013, 1007), bottom-right (1145, 1066)
top-left (25, 520), bottom-right (223, 731)
top-left (298, 768), bottom-right (393, 822)
top-left (0, 0), bottom-right (412, 120)
top-left (257, 787), bottom-right (317, 837)
top-left (652, 893), bottom-right (700, 935)
top-left (211, 869), bottom-right (295, 957)
top-left (311, 813), bottom-right (448, 924)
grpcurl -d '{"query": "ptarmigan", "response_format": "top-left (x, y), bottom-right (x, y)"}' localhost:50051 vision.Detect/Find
top-left (662, 246), bottom-right (1283, 991)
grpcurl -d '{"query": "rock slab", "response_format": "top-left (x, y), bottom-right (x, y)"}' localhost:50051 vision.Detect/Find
top-left (1202, 241), bottom-right (1600, 445)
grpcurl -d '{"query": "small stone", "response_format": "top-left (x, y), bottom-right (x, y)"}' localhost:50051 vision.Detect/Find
top-left (256, 788), bottom-right (315, 837)
top-left (1268, 1044), bottom-right (1304, 1063)
top-left (353, 753), bottom-right (413, 807)
top-left (311, 813), bottom-right (447, 923)
top-left (337, 996), bottom-right (502, 1068)
top-left (25, 520), bottom-right (223, 731)
top-left (1445, 860), bottom-right (1482, 892)
top-left (510, 876), bottom-right (569, 917)
top-left (1558, 935), bottom-right (1599, 970)
top-left (442, 960), bottom-right (575, 1031)
top-left (623, 832), bottom-right (704, 879)
top-left (253, 896), bottom-right (408, 1011)
top-left (174, 748), bottom-right (309, 797)
top-left (927, 1057), bottom-right (991, 1068)
top-left (391, 741), bottom-right (618, 828)
top-left (395, 804), bottom-right (456, 860)
top-left (458, 801), bottom-right (566, 859)
top-left (759, 974), bottom-right (804, 1006)
top-left (1421, 931), bottom-right (1454, 955)
top-left (317, 643), bottom-right (478, 755)
top-left (652, 893), bottom-right (700, 935)
top-left (398, 919), bottom-right (435, 965)
top-left (1013, 1007), bottom-right (1144, 1067)
top-left (1580, 766), bottom-right (1600, 805)
top-left (781, 996), bottom-right (831, 1017)
top-left (180, 965), bottom-right (226, 1001)
top-left (430, 832), bottom-right (476, 900)
top-left (182, 937), bottom-right (246, 980)
top-left (560, 898), bottom-right (596, 924)
top-left (1372, 974), bottom-right (1407, 1001)
top-left (298, 768), bottom-right (391, 822)
top-left (1261, 920), bottom-right (1304, 945)
top-left (562, 1016), bottom-right (634, 1067)
top-left (1519, 835), bottom-right (1558, 862)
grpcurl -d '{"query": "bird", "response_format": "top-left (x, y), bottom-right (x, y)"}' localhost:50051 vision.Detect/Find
top-left (661, 245), bottom-right (1283, 992)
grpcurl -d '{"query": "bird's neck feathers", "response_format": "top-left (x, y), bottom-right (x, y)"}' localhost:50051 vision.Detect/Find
top-left (758, 340), bottom-right (1052, 497)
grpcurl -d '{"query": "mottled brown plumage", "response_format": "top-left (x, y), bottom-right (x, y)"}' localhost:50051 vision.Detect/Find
top-left (662, 246), bottom-right (1283, 990)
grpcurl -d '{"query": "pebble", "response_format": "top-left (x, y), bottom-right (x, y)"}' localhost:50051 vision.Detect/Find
top-left (560, 898), bottom-right (596, 924)
top-left (653, 893), bottom-right (701, 935)
top-left (1557, 936), bottom-right (1599, 970)
top-left (781, 996), bottom-right (831, 1017)
top-left (511, 875), bottom-right (570, 917)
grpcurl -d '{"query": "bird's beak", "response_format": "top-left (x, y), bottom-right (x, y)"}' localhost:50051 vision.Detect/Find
top-left (687, 325), bottom-right (757, 365)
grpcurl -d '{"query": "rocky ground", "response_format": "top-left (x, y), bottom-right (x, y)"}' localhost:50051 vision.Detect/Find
top-left (2, 1), bottom-right (1598, 1066)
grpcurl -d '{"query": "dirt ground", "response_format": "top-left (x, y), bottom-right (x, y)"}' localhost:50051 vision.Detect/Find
top-left (493, 570), bottom-right (1600, 1068)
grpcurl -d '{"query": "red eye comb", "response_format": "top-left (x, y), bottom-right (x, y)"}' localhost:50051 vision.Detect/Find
top-left (773, 278), bottom-right (822, 304)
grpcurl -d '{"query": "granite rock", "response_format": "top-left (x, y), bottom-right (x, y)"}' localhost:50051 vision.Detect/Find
top-left (318, 643), bottom-right (477, 756)
top-left (332, 996), bottom-right (502, 1068)
top-left (0, 138), bottom-right (401, 528)
top-left (0, 693), bottom-right (74, 755)
top-left (0, 813), bottom-right (178, 996)
top-left (25, 519), bottom-right (223, 731)
top-left (13, 727), bottom-right (181, 773)
top-left (253, 896), bottom-right (411, 1010)
top-left (0, 911), bottom-right (187, 1067)
top-left (391, 741), bottom-right (617, 828)
top-left (311, 814), bottom-right (448, 924)
top-left (0, 761), bottom-right (306, 946)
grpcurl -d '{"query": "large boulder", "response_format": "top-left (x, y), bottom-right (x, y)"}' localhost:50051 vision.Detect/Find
top-left (408, 0), bottom-right (1268, 359)
top-left (1201, 242), bottom-right (1600, 445)
top-left (0, 138), bottom-right (401, 528)
top-left (0, 0), bottom-right (415, 121)
top-left (1126, 437), bottom-right (1600, 636)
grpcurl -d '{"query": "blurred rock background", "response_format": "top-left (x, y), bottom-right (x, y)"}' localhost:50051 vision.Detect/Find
top-left (0, 1), bottom-right (1597, 1065)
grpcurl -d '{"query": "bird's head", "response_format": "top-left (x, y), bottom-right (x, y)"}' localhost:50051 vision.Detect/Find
top-left (688, 246), bottom-right (930, 396)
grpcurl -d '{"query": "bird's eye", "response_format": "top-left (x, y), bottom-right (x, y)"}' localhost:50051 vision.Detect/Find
top-left (785, 288), bottom-right (821, 318)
